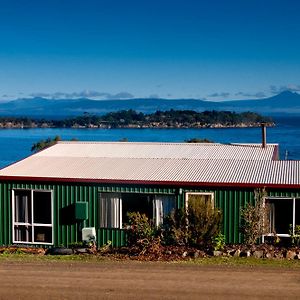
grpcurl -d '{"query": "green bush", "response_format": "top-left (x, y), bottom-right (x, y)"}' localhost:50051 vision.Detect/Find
top-left (289, 224), bottom-right (300, 246)
top-left (161, 208), bottom-right (189, 246)
top-left (187, 197), bottom-right (222, 247)
top-left (162, 199), bottom-right (222, 248)
top-left (212, 232), bottom-right (226, 251)
top-left (126, 212), bottom-right (155, 246)
top-left (240, 189), bottom-right (268, 245)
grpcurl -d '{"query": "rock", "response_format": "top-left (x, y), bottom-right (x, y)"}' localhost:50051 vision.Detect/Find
top-left (199, 251), bottom-right (206, 258)
top-left (240, 250), bottom-right (251, 257)
top-left (233, 249), bottom-right (241, 257)
top-left (253, 250), bottom-right (264, 259)
top-left (46, 247), bottom-right (73, 255)
top-left (265, 252), bottom-right (273, 259)
top-left (227, 249), bottom-right (236, 256)
top-left (182, 251), bottom-right (188, 258)
top-left (194, 250), bottom-right (206, 258)
top-left (294, 253), bottom-right (300, 260)
top-left (286, 250), bottom-right (296, 260)
top-left (74, 248), bottom-right (88, 254)
top-left (274, 251), bottom-right (284, 259)
top-left (213, 250), bottom-right (223, 257)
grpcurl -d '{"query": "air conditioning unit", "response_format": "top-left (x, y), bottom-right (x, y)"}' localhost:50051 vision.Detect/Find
top-left (82, 227), bottom-right (96, 243)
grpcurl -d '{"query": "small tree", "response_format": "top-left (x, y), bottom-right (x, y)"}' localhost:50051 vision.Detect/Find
top-left (187, 196), bottom-right (222, 247)
top-left (31, 135), bottom-right (62, 152)
top-left (240, 188), bottom-right (269, 245)
top-left (162, 197), bottom-right (222, 248)
top-left (185, 138), bottom-right (214, 143)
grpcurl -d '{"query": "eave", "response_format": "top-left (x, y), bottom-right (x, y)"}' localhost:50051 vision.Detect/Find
top-left (0, 175), bottom-right (299, 190)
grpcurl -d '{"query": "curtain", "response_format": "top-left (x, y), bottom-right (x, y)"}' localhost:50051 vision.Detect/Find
top-left (153, 197), bottom-right (163, 227)
top-left (15, 194), bottom-right (30, 223)
top-left (100, 193), bottom-right (122, 228)
top-left (153, 195), bottom-right (176, 226)
top-left (14, 193), bottom-right (30, 242)
top-left (268, 202), bottom-right (275, 234)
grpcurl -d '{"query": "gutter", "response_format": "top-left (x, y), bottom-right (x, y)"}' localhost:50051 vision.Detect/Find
top-left (0, 175), bottom-right (299, 190)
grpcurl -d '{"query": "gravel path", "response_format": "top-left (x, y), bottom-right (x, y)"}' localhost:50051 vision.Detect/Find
top-left (0, 260), bottom-right (300, 299)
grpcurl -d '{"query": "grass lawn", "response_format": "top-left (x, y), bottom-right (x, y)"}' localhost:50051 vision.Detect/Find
top-left (1, 252), bottom-right (300, 268)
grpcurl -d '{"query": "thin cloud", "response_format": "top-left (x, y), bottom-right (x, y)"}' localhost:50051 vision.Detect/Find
top-left (235, 91), bottom-right (266, 98)
top-left (208, 92), bottom-right (230, 98)
top-left (29, 91), bottom-right (134, 99)
top-left (270, 84), bottom-right (300, 94)
top-left (105, 92), bottom-right (134, 99)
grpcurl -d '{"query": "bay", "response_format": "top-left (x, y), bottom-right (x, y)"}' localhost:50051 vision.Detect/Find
top-left (0, 116), bottom-right (299, 168)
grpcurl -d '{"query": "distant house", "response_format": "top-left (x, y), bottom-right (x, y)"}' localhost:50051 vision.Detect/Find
top-left (0, 141), bottom-right (299, 247)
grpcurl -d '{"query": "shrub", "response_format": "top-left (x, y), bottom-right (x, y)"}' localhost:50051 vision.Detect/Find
top-left (126, 212), bottom-right (155, 246)
top-left (162, 198), bottom-right (222, 249)
top-left (240, 188), bottom-right (269, 245)
top-left (161, 208), bottom-right (189, 246)
top-left (289, 224), bottom-right (300, 246)
top-left (212, 232), bottom-right (226, 251)
top-left (187, 196), bottom-right (222, 247)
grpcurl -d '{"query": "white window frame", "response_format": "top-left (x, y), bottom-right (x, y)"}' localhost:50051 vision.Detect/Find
top-left (185, 192), bottom-right (215, 209)
top-left (262, 197), bottom-right (299, 242)
top-left (12, 189), bottom-right (54, 245)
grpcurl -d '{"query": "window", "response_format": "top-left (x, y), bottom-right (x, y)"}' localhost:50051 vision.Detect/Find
top-left (264, 197), bottom-right (300, 238)
top-left (99, 193), bottom-right (176, 228)
top-left (99, 193), bottom-right (122, 228)
top-left (185, 192), bottom-right (214, 209)
top-left (153, 195), bottom-right (176, 227)
top-left (12, 189), bottom-right (53, 244)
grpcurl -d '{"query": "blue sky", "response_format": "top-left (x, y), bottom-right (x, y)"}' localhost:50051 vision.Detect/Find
top-left (0, 0), bottom-right (300, 101)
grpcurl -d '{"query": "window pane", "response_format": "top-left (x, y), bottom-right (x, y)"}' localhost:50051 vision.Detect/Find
top-left (14, 225), bottom-right (32, 242)
top-left (188, 193), bottom-right (213, 210)
top-left (295, 199), bottom-right (300, 228)
top-left (33, 226), bottom-right (52, 243)
top-left (33, 191), bottom-right (51, 224)
top-left (153, 195), bottom-right (176, 226)
top-left (122, 194), bottom-right (153, 224)
top-left (99, 193), bottom-right (122, 228)
top-left (266, 198), bottom-right (293, 234)
top-left (14, 190), bottom-right (31, 223)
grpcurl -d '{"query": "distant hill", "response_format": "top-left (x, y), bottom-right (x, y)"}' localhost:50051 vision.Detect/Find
top-left (215, 91), bottom-right (300, 114)
top-left (0, 91), bottom-right (299, 118)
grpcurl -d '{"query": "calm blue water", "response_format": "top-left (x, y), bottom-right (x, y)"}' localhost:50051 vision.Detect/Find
top-left (0, 116), bottom-right (299, 168)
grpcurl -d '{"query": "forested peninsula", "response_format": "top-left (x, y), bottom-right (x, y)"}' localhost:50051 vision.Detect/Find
top-left (0, 110), bottom-right (274, 129)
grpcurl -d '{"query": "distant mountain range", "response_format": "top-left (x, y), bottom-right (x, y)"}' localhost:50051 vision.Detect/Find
top-left (0, 91), bottom-right (299, 119)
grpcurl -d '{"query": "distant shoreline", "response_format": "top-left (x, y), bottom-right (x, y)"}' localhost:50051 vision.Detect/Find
top-left (0, 122), bottom-right (275, 129)
top-left (0, 109), bottom-right (274, 129)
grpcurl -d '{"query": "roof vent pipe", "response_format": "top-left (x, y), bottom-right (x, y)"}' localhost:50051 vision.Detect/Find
top-left (261, 122), bottom-right (267, 148)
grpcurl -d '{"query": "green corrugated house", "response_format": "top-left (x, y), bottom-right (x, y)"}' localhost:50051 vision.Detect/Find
top-left (0, 141), bottom-right (299, 247)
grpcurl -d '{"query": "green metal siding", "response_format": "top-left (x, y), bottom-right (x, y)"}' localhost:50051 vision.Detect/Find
top-left (0, 181), bottom-right (178, 247)
top-left (180, 187), bottom-right (256, 244)
top-left (0, 181), bottom-right (299, 247)
top-left (179, 187), bottom-right (300, 244)
top-left (97, 228), bottom-right (127, 247)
